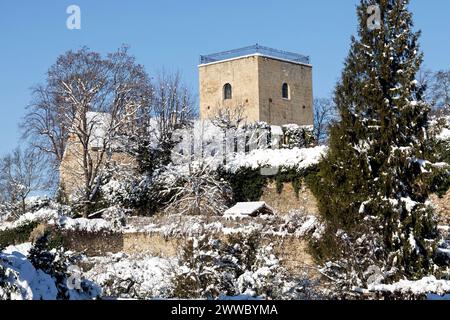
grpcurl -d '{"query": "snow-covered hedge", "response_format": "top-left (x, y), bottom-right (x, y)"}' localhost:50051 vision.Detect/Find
top-left (124, 212), bottom-right (323, 240)
top-left (0, 207), bottom-right (120, 234)
top-left (225, 146), bottom-right (327, 174)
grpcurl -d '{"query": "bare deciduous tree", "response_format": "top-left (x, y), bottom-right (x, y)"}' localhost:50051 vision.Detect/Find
top-left (420, 69), bottom-right (450, 117)
top-left (162, 163), bottom-right (232, 216)
top-left (152, 71), bottom-right (197, 140)
top-left (211, 104), bottom-right (247, 164)
top-left (133, 70), bottom-right (196, 174)
top-left (313, 98), bottom-right (338, 145)
top-left (23, 46), bottom-right (153, 216)
top-left (416, 68), bottom-right (434, 106)
top-left (431, 70), bottom-right (450, 110)
top-left (0, 148), bottom-right (48, 216)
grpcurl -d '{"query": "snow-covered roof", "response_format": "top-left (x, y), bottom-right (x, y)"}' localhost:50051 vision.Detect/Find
top-left (224, 201), bottom-right (274, 217)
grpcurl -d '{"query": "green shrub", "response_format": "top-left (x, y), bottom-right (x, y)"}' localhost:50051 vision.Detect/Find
top-left (219, 168), bottom-right (268, 203)
top-left (47, 230), bottom-right (65, 250)
top-left (219, 166), bottom-right (320, 204)
top-left (171, 232), bottom-right (264, 299)
top-left (273, 169), bottom-right (313, 199)
top-left (0, 221), bottom-right (39, 248)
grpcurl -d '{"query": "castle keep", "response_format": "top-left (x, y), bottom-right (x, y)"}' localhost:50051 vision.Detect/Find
top-left (60, 45), bottom-right (315, 197)
top-left (199, 45), bottom-right (314, 126)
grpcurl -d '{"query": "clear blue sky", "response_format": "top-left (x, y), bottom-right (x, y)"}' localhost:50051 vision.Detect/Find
top-left (0, 0), bottom-right (449, 157)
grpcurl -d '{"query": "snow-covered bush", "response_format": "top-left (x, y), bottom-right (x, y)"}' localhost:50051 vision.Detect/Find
top-left (280, 211), bottom-right (324, 239)
top-left (162, 164), bottom-right (232, 216)
top-left (172, 236), bottom-right (228, 299)
top-left (29, 234), bottom-right (100, 299)
top-left (367, 276), bottom-right (450, 300)
top-left (0, 254), bottom-right (20, 300)
top-left (101, 165), bottom-right (143, 208)
top-left (84, 253), bottom-right (175, 299)
top-left (235, 242), bottom-right (284, 298)
top-left (281, 124), bottom-right (315, 149)
top-left (101, 164), bottom-right (175, 216)
top-left (172, 232), bottom-right (292, 299)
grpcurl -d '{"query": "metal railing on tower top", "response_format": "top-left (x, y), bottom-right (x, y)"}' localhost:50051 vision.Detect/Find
top-left (200, 44), bottom-right (310, 65)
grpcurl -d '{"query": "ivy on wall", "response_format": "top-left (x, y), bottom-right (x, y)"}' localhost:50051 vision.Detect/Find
top-left (218, 168), bottom-right (268, 203)
top-left (219, 166), bottom-right (320, 204)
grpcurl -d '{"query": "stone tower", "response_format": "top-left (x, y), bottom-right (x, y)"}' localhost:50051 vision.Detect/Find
top-left (199, 45), bottom-right (313, 126)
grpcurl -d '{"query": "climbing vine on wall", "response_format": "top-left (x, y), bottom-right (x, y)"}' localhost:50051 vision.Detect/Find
top-left (219, 166), bottom-right (320, 204)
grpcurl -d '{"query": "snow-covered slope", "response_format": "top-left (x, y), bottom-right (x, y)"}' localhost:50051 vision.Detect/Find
top-left (0, 243), bottom-right (100, 300)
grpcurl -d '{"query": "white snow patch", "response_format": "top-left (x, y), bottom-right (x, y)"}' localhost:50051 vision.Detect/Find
top-left (225, 146), bottom-right (327, 173)
top-left (437, 128), bottom-right (450, 141)
top-left (369, 276), bottom-right (450, 296)
top-left (0, 243), bottom-right (98, 300)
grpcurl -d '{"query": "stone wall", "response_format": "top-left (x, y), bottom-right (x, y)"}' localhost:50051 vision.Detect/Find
top-left (122, 231), bottom-right (317, 278)
top-left (430, 191), bottom-right (450, 224)
top-left (59, 230), bottom-right (123, 256)
top-left (59, 136), bottom-right (135, 197)
top-left (264, 236), bottom-right (317, 278)
top-left (258, 56), bottom-right (313, 126)
top-left (123, 232), bottom-right (183, 257)
top-left (199, 55), bottom-right (313, 126)
top-left (48, 226), bottom-right (317, 278)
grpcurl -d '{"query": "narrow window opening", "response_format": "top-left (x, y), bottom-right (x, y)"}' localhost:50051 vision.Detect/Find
top-left (223, 83), bottom-right (232, 100)
top-left (282, 83), bottom-right (289, 99)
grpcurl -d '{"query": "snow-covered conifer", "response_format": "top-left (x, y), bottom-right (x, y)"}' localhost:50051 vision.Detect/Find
top-left (312, 0), bottom-right (443, 288)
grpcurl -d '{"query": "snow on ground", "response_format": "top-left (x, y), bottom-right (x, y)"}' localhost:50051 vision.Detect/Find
top-left (1, 243), bottom-right (173, 300)
top-left (0, 243), bottom-right (99, 300)
top-left (369, 276), bottom-right (450, 297)
top-left (1, 243), bottom-right (56, 300)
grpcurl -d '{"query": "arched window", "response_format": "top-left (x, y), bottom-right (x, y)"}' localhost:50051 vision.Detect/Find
top-left (223, 83), bottom-right (232, 100)
top-left (282, 83), bottom-right (289, 99)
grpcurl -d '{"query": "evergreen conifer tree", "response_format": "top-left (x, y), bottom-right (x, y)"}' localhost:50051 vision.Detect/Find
top-left (312, 0), bottom-right (441, 286)
top-left (28, 233), bottom-right (72, 299)
top-left (28, 234), bottom-right (55, 274)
